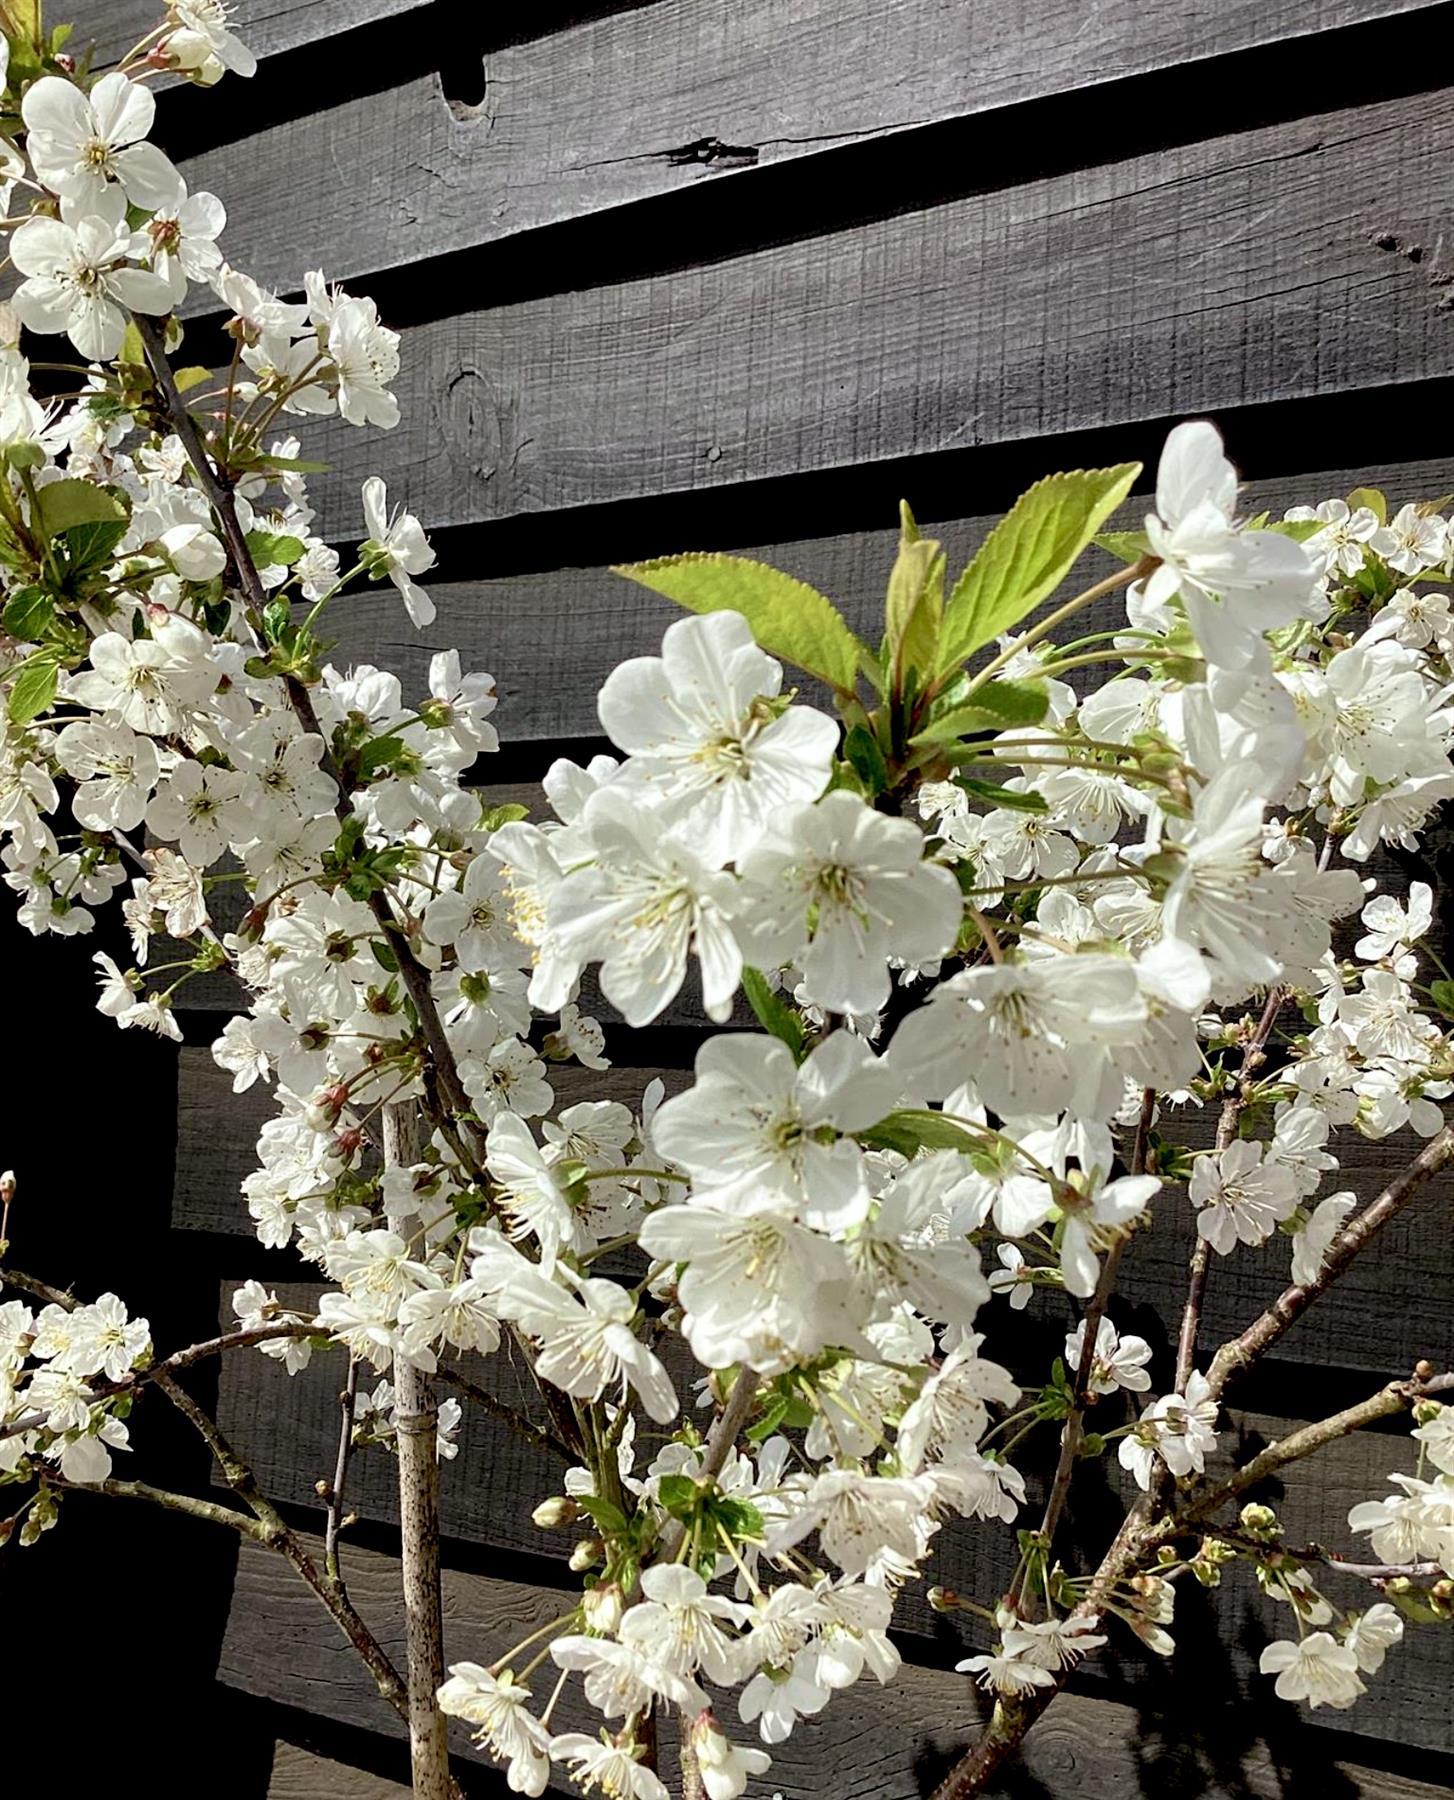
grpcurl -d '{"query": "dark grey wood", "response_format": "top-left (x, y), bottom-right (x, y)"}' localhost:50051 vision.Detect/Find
top-left (170, 0), bottom-right (1450, 301)
top-left (221, 1531), bottom-right (1453, 1790)
top-left (323, 458), bottom-right (1454, 742)
top-left (291, 86), bottom-right (1454, 540)
top-left (68, 0), bottom-right (432, 71)
top-left (268, 1746), bottom-right (410, 1800)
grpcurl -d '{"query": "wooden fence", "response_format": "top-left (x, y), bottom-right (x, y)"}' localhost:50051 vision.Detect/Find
top-left (3, 1), bottom-right (1454, 1795)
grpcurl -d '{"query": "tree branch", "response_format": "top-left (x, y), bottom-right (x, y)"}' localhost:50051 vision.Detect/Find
top-left (41, 1473), bottom-right (274, 1539)
top-left (385, 1101), bottom-right (452, 1800)
top-left (0, 1315), bottom-right (316, 1444)
top-left (129, 310), bottom-right (488, 1180)
top-left (436, 1362), bottom-right (574, 1465)
top-left (1162, 1370), bottom-right (1454, 1535)
top-left (323, 1355), bottom-right (361, 1586)
top-left (1206, 1126), bottom-right (1454, 1398)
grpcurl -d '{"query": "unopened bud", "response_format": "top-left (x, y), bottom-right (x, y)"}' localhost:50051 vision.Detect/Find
top-left (1239, 1503), bottom-right (1279, 1537)
top-left (0, 1171), bottom-right (15, 1203)
top-left (569, 1536), bottom-right (604, 1572)
top-left (334, 1126), bottom-right (365, 1160)
top-left (583, 1582), bottom-right (625, 1634)
top-left (1415, 1359), bottom-right (1437, 1381)
top-left (532, 1496), bottom-right (580, 1530)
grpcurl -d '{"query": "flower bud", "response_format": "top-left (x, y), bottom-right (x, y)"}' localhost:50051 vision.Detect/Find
top-left (531, 1496), bottom-right (580, 1530)
top-left (1414, 1359), bottom-right (1437, 1381)
top-left (159, 523), bottom-right (228, 582)
top-left (569, 1536), bottom-right (604, 1571)
top-left (927, 1586), bottom-right (959, 1612)
top-left (0, 1171), bottom-right (15, 1203)
top-left (1238, 1503), bottom-right (1279, 1537)
top-left (583, 1582), bottom-right (625, 1634)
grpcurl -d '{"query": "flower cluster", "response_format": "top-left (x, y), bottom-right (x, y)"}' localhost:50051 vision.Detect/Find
top-left (0, 13), bottom-right (1451, 1796)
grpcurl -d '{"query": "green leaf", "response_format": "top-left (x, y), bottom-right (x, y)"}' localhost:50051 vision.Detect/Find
top-left (246, 529), bottom-right (306, 569)
top-left (940, 463), bottom-right (1141, 672)
top-left (953, 775), bottom-right (1047, 812)
top-left (173, 366), bottom-right (212, 394)
top-left (6, 652), bottom-right (58, 724)
top-left (575, 1493), bottom-right (629, 1537)
top-left (34, 479), bottom-right (127, 541)
top-left (481, 802), bottom-right (530, 832)
top-left (740, 966), bottom-right (806, 1061)
top-left (1346, 487), bottom-right (1387, 527)
top-left (1429, 980), bottom-right (1454, 1022)
top-left (713, 1496), bottom-right (765, 1540)
top-left (858, 1108), bottom-right (983, 1158)
top-left (842, 722), bottom-right (890, 796)
top-left (2, 586), bottom-right (54, 640)
top-left (745, 1392), bottom-right (791, 1444)
top-left (612, 552), bottom-right (865, 693)
top-left (911, 677), bottom-right (1049, 747)
top-left (1262, 517), bottom-right (1324, 543)
top-left (119, 321), bottom-right (147, 367)
top-left (656, 1475), bottom-right (698, 1521)
top-left (1093, 528), bottom-right (1153, 565)
top-left (0, 2), bottom-right (42, 48)
top-left (257, 454), bottom-right (330, 474)
top-left (885, 507), bottom-right (944, 696)
top-left (357, 733), bottom-right (406, 778)
top-left (59, 516), bottom-right (128, 574)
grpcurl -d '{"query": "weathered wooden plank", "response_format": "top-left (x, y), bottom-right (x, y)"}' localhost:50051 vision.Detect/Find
top-left (209, 1271), bottom-right (1453, 1748)
top-left (223, 1533), bottom-right (1451, 1795)
top-left (268, 1744), bottom-right (409, 1800)
top-left (311, 456), bottom-right (1454, 744)
top-left (291, 87), bottom-right (1454, 540)
top-left (173, 0), bottom-right (1449, 302)
top-left (69, 0), bottom-right (433, 72)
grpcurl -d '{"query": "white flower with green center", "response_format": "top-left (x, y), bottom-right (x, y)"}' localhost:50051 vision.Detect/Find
top-left (23, 72), bottom-right (181, 211)
top-left (652, 1030), bottom-right (899, 1230)
top-left (436, 1663), bottom-right (552, 1797)
top-left (639, 1203), bottom-right (855, 1375)
top-left (734, 790), bottom-right (964, 1015)
top-left (1259, 1633), bottom-right (1365, 1710)
top-left (542, 785), bottom-right (742, 1026)
top-left (1189, 1138), bottom-right (1298, 1254)
top-left (888, 952), bottom-right (1146, 1118)
top-left (597, 610), bottom-right (838, 866)
top-left (1141, 420), bottom-right (1316, 669)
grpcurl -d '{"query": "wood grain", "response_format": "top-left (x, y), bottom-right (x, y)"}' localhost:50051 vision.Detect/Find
top-left (326, 458), bottom-right (1454, 743)
top-left (268, 1744), bottom-right (410, 1800)
top-left (223, 1532), bottom-right (1452, 1794)
top-left (69, 0), bottom-right (433, 72)
top-left (285, 86), bottom-right (1454, 540)
top-left (169, 0), bottom-right (1451, 299)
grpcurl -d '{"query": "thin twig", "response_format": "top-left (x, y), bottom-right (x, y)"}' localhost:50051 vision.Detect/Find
top-left (436, 1362), bottom-right (574, 1464)
top-left (324, 1356), bottom-right (361, 1585)
top-left (1175, 987), bottom-right (1283, 1393)
top-left (40, 1473), bottom-right (274, 1538)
